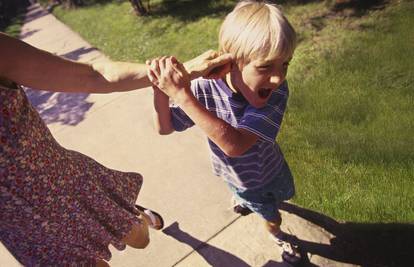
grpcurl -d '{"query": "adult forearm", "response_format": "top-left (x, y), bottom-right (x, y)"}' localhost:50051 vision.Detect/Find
top-left (91, 61), bottom-right (152, 93)
top-left (0, 33), bottom-right (151, 93)
top-left (11, 58), bottom-right (150, 94)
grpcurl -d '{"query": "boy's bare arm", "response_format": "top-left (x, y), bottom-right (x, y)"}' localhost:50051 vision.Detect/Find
top-left (152, 86), bottom-right (174, 135)
top-left (148, 56), bottom-right (259, 157)
top-left (178, 94), bottom-right (259, 157)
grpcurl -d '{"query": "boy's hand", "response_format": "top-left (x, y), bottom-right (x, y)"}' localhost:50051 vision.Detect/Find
top-left (184, 50), bottom-right (232, 80)
top-left (147, 56), bottom-right (191, 104)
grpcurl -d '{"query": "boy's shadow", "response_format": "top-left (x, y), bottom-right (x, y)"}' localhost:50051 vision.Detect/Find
top-left (279, 202), bottom-right (413, 267)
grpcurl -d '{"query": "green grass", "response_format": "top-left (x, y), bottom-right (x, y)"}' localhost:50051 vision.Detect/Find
top-left (53, 0), bottom-right (236, 62)
top-left (1, 15), bottom-right (24, 37)
top-left (0, 6), bottom-right (27, 37)
top-left (53, 0), bottom-right (413, 223)
top-left (283, 1), bottom-right (414, 223)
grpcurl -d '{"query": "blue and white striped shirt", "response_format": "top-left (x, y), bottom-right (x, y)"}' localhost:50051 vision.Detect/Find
top-left (171, 78), bottom-right (289, 191)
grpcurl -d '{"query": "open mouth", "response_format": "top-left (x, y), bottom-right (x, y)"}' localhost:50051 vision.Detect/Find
top-left (258, 88), bottom-right (272, 99)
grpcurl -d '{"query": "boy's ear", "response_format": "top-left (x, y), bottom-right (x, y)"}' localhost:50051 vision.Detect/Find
top-left (204, 62), bottom-right (232, 79)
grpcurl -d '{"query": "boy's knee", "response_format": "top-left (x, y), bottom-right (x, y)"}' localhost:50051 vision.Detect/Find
top-left (265, 219), bottom-right (281, 234)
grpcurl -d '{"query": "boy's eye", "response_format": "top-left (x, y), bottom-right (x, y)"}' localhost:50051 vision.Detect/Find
top-left (258, 65), bottom-right (271, 70)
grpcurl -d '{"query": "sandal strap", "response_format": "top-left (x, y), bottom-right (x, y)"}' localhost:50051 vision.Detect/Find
top-left (271, 233), bottom-right (302, 260)
top-left (135, 205), bottom-right (164, 230)
top-left (143, 209), bottom-right (158, 227)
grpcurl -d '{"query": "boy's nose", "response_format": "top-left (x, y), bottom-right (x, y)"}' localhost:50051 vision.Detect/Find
top-left (270, 75), bottom-right (284, 85)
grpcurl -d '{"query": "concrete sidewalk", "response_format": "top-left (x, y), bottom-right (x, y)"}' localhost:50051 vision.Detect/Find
top-left (1, 3), bottom-right (357, 267)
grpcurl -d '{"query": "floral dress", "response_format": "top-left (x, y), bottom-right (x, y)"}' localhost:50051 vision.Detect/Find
top-left (0, 80), bottom-right (143, 266)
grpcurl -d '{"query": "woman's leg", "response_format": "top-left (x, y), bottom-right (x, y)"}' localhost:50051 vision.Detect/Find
top-left (95, 216), bottom-right (151, 266)
top-left (96, 259), bottom-right (110, 267)
top-left (121, 206), bottom-right (163, 249)
top-left (121, 220), bottom-right (150, 249)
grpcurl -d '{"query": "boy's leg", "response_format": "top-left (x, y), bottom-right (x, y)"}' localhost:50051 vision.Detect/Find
top-left (264, 210), bottom-right (301, 265)
top-left (237, 196), bottom-right (301, 264)
top-left (264, 212), bottom-right (282, 236)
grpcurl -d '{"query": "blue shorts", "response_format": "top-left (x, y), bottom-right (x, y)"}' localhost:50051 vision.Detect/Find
top-left (227, 161), bottom-right (295, 222)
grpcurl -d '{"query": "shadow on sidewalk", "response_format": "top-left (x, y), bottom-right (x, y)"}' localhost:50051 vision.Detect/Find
top-left (280, 202), bottom-right (413, 267)
top-left (164, 221), bottom-right (320, 267)
top-left (19, 29), bottom-right (40, 39)
top-left (24, 88), bottom-right (92, 126)
top-left (163, 222), bottom-right (252, 267)
top-left (60, 47), bottom-right (100, 61)
top-left (22, 45), bottom-right (103, 126)
top-left (24, 4), bottom-right (49, 24)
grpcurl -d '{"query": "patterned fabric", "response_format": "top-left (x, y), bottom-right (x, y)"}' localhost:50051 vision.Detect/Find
top-left (170, 78), bottom-right (292, 192)
top-left (0, 83), bottom-right (143, 266)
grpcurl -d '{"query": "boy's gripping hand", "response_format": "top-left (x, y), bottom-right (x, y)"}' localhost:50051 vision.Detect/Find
top-left (147, 56), bottom-right (191, 104)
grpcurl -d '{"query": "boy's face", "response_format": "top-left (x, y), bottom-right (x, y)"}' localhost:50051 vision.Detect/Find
top-left (228, 56), bottom-right (291, 108)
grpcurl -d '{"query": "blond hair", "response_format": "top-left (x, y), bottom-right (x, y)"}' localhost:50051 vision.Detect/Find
top-left (219, 0), bottom-right (296, 65)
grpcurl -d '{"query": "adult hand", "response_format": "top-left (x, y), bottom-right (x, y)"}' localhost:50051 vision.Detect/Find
top-left (147, 56), bottom-right (191, 104)
top-left (183, 50), bottom-right (232, 80)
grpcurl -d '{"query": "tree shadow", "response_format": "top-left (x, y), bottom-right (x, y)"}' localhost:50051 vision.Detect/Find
top-left (22, 45), bottom-right (102, 126)
top-left (279, 202), bottom-right (413, 267)
top-left (273, 0), bottom-right (323, 5)
top-left (163, 222), bottom-right (251, 267)
top-left (147, 0), bottom-right (235, 22)
top-left (19, 29), bottom-right (39, 39)
top-left (46, 1), bottom-right (62, 13)
top-left (23, 4), bottom-right (49, 24)
top-left (82, 0), bottom-right (122, 6)
top-left (24, 88), bottom-right (93, 126)
top-left (330, 0), bottom-right (389, 17)
top-left (147, 0), bottom-right (328, 22)
top-left (0, 0), bottom-right (29, 34)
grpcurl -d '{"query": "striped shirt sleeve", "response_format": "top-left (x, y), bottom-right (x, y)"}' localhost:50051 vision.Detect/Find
top-left (170, 105), bottom-right (195, 132)
top-left (237, 82), bottom-right (289, 143)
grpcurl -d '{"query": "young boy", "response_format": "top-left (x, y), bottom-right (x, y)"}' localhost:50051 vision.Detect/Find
top-left (148, 0), bottom-right (301, 263)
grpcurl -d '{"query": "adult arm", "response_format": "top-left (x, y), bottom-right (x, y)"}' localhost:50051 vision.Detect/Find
top-left (0, 33), bottom-right (233, 94)
top-left (0, 32), bottom-right (151, 93)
